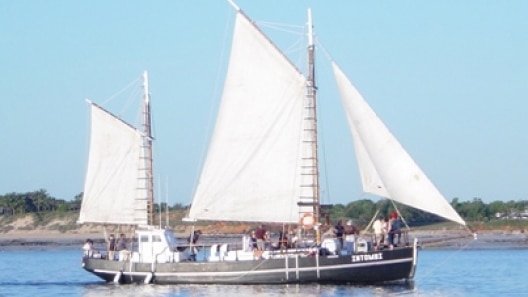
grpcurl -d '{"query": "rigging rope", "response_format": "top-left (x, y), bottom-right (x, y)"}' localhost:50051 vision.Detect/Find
top-left (363, 209), bottom-right (380, 233)
top-left (390, 200), bottom-right (411, 231)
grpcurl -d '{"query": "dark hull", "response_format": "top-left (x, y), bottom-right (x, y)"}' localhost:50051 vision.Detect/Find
top-left (82, 246), bottom-right (417, 285)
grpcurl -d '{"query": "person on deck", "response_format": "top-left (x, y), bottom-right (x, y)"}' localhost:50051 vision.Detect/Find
top-left (343, 220), bottom-right (358, 253)
top-left (389, 214), bottom-right (402, 246)
top-left (188, 230), bottom-right (202, 261)
top-left (82, 238), bottom-right (95, 258)
top-left (372, 217), bottom-right (384, 248)
top-left (116, 233), bottom-right (131, 261)
top-left (278, 231), bottom-right (289, 250)
top-left (249, 231), bottom-right (258, 251)
top-left (334, 220), bottom-right (345, 248)
top-left (382, 218), bottom-right (389, 245)
top-left (344, 220), bottom-right (359, 236)
top-left (255, 225), bottom-right (266, 259)
top-left (107, 234), bottom-right (116, 260)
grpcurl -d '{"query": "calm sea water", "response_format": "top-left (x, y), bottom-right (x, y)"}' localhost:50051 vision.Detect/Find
top-left (0, 246), bottom-right (526, 297)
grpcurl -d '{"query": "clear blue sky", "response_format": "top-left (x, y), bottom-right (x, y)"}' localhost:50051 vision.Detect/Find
top-left (1, 1), bottom-right (527, 205)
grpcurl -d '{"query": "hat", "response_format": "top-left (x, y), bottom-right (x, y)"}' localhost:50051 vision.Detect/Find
top-left (346, 220), bottom-right (353, 226)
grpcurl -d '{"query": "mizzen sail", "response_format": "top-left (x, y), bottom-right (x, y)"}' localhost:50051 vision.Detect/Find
top-left (332, 62), bottom-right (465, 226)
top-left (79, 103), bottom-right (149, 225)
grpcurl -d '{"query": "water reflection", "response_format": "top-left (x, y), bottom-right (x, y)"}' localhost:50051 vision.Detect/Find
top-left (81, 282), bottom-right (417, 297)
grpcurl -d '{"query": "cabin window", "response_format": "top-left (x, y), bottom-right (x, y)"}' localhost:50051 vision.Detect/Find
top-left (140, 235), bottom-right (149, 243)
top-left (153, 235), bottom-right (162, 242)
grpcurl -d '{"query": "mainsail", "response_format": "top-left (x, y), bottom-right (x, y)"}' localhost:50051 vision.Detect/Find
top-left (79, 102), bottom-right (149, 226)
top-left (188, 12), bottom-right (310, 223)
top-left (333, 62), bottom-right (465, 226)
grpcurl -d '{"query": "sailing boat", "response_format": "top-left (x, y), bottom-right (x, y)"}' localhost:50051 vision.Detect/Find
top-left (80, 1), bottom-right (466, 285)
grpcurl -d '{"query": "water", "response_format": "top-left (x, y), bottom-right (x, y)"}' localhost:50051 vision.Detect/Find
top-left (0, 246), bottom-right (526, 297)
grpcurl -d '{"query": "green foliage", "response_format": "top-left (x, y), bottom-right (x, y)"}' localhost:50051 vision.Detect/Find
top-left (325, 197), bottom-right (528, 228)
top-left (0, 189), bottom-right (76, 216)
top-left (2, 190), bottom-right (527, 226)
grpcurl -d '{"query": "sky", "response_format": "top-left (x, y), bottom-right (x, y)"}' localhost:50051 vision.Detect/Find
top-left (1, 1), bottom-right (527, 206)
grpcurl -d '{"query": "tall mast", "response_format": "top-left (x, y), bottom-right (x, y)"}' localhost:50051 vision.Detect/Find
top-left (142, 71), bottom-right (155, 226)
top-left (306, 8), bottom-right (321, 244)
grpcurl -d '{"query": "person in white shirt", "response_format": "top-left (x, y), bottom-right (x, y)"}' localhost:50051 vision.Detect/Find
top-left (372, 217), bottom-right (384, 248)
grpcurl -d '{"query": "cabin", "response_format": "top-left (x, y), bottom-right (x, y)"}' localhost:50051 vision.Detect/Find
top-left (130, 228), bottom-right (190, 263)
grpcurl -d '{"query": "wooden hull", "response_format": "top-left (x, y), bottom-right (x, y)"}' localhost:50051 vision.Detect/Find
top-left (81, 246), bottom-right (417, 285)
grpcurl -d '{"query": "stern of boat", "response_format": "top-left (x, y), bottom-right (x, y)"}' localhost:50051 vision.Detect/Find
top-left (407, 238), bottom-right (419, 279)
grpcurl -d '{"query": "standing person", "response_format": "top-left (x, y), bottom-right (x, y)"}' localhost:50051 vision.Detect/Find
top-left (372, 217), bottom-right (384, 247)
top-left (255, 224), bottom-right (266, 259)
top-left (187, 230), bottom-right (202, 261)
top-left (249, 231), bottom-right (258, 257)
top-left (343, 220), bottom-right (358, 253)
top-left (82, 239), bottom-right (95, 258)
top-left (344, 220), bottom-right (359, 236)
top-left (390, 215), bottom-right (402, 246)
top-left (116, 233), bottom-right (131, 261)
top-left (334, 220), bottom-right (345, 248)
top-left (188, 230), bottom-right (202, 246)
top-left (265, 231), bottom-right (272, 250)
top-left (382, 217), bottom-right (389, 246)
top-left (107, 234), bottom-right (116, 261)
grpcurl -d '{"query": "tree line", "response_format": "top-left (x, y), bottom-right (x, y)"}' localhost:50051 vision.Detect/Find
top-left (1, 190), bottom-right (527, 224)
top-left (327, 197), bottom-right (528, 225)
top-left (0, 189), bottom-right (80, 215)
top-left (0, 189), bottom-right (187, 216)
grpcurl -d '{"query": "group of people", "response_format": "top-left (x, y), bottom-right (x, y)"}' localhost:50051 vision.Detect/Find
top-left (249, 225), bottom-right (291, 259)
top-left (245, 214), bottom-right (402, 258)
top-left (333, 220), bottom-right (359, 249)
top-left (372, 211), bottom-right (402, 248)
top-left (331, 211), bottom-right (403, 251)
top-left (84, 214), bottom-right (403, 261)
top-left (82, 233), bottom-right (132, 261)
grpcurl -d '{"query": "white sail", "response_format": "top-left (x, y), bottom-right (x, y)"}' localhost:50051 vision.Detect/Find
top-left (332, 62), bottom-right (465, 226)
top-left (79, 103), bottom-right (149, 225)
top-left (188, 12), bottom-right (308, 223)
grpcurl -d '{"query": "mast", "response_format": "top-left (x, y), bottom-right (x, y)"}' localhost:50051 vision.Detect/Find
top-left (142, 71), bottom-right (155, 226)
top-left (306, 8), bottom-right (321, 244)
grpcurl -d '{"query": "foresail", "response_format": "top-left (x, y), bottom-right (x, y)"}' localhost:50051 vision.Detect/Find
top-left (350, 123), bottom-right (391, 198)
top-left (188, 12), bottom-right (308, 223)
top-left (79, 103), bottom-right (149, 225)
top-left (332, 62), bottom-right (466, 226)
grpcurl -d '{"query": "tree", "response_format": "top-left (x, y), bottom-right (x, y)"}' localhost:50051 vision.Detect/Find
top-left (487, 201), bottom-right (507, 218)
top-left (345, 200), bottom-right (376, 222)
top-left (457, 197), bottom-right (488, 221)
